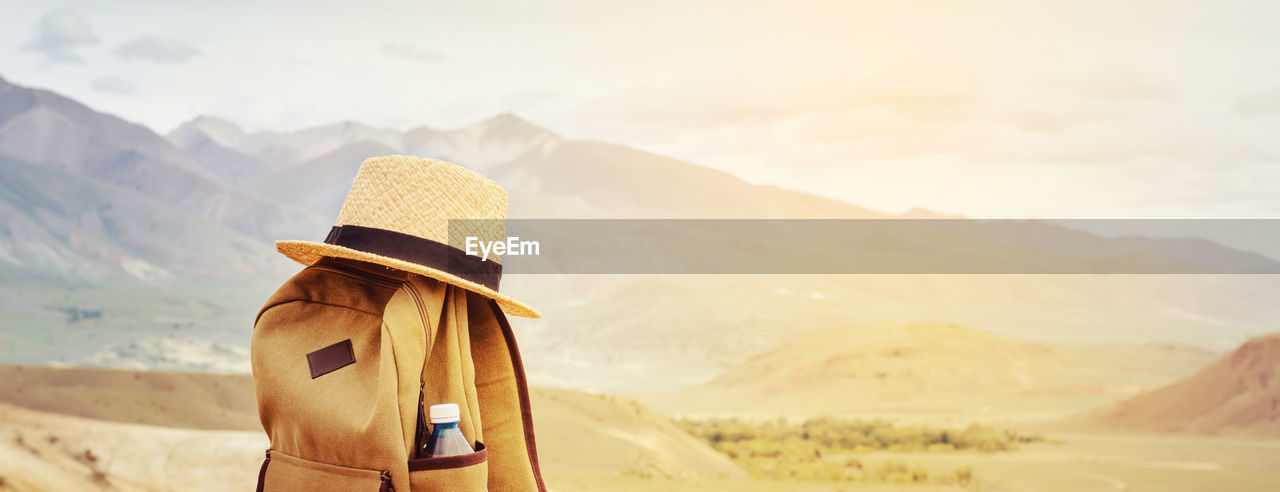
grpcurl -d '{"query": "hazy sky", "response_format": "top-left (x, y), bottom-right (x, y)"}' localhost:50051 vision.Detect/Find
top-left (3, 0), bottom-right (1280, 218)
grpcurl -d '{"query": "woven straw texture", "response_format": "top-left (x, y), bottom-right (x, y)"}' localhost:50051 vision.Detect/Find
top-left (276, 155), bottom-right (539, 318)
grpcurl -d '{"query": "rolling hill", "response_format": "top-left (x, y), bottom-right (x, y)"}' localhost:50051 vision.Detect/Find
top-left (645, 322), bottom-right (1219, 421)
top-left (1073, 331), bottom-right (1280, 437)
top-left (0, 365), bottom-right (743, 491)
top-left (0, 365), bottom-right (259, 431)
top-left (0, 403), bottom-right (266, 492)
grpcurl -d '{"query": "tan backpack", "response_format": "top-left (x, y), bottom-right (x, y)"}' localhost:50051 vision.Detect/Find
top-left (250, 257), bottom-right (545, 491)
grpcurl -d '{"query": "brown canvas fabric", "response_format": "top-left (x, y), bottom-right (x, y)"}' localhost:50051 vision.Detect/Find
top-left (467, 293), bottom-right (545, 491)
top-left (259, 449), bottom-right (392, 491)
top-left (251, 257), bottom-right (543, 491)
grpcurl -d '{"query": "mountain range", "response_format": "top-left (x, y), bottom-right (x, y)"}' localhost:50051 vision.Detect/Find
top-left (3, 73), bottom-right (1280, 398)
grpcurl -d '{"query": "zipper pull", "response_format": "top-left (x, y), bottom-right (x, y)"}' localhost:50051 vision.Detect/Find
top-left (413, 379), bottom-right (427, 459)
top-left (379, 470), bottom-right (393, 492)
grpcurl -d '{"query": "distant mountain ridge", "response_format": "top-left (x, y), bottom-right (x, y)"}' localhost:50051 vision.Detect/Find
top-left (491, 141), bottom-right (890, 219)
top-left (0, 76), bottom-right (323, 244)
top-left (167, 111), bottom-right (564, 175)
top-left (167, 111), bottom-right (891, 220)
top-left (165, 116), bottom-right (261, 185)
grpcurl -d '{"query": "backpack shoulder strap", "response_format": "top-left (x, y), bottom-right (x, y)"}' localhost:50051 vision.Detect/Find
top-left (466, 293), bottom-right (546, 492)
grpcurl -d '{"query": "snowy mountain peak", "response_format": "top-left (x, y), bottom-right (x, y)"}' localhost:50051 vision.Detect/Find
top-left (399, 112), bottom-right (563, 171)
top-left (168, 115), bottom-right (245, 148)
top-left (464, 112), bottom-right (557, 139)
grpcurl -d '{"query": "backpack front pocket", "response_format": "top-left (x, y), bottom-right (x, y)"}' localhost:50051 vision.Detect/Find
top-left (407, 441), bottom-right (488, 491)
top-left (259, 449), bottom-right (393, 492)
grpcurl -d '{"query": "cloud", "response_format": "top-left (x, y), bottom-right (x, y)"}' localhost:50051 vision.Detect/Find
top-left (115, 37), bottom-right (202, 64)
top-left (602, 63), bottom-right (984, 132)
top-left (21, 9), bottom-right (99, 64)
top-left (503, 89), bottom-right (557, 112)
top-left (1068, 68), bottom-right (1176, 103)
top-left (91, 76), bottom-right (137, 95)
top-left (1076, 80), bottom-right (1175, 102)
top-left (1234, 86), bottom-right (1280, 117)
top-left (380, 43), bottom-right (446, 63)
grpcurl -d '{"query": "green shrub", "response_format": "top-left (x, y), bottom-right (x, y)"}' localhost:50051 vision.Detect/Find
top-left (675, 416), bottom-right (1033, 484)
top-left (677, 416), bottom-right (1041, 454)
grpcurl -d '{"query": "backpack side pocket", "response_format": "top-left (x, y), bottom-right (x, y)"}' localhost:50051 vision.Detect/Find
top-left (259, 449), bottom-right (393, 492)
top-left (407, 441), bottom-right (489, 491)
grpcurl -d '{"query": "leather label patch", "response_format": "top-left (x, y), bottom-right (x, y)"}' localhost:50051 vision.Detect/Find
top-left (307, 339), bottom-right (355, 379)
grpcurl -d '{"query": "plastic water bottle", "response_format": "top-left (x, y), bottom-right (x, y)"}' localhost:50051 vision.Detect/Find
top-left (426, 403), bottom-right (474, 457)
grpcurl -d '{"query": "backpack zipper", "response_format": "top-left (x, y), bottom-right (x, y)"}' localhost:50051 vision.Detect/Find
top-left (311, 263), bottom-right (405, 290)
top-left (413, 379), bottom-right (428, 459)
top-left (379, 470), bottom-right (393, 492)
top-left (404, 280), bottom-right (431, 325)
top-left (407, 282), bottom-right (434, 462)
top-left (255, 450), bottom-right (271, 492)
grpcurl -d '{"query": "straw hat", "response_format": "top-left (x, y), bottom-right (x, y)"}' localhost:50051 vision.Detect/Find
top-left (276, 155), bottom-right (539, 318)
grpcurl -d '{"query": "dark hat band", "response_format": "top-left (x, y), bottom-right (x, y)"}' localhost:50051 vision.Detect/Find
top-left (323, 224), bottom-right (502, 291)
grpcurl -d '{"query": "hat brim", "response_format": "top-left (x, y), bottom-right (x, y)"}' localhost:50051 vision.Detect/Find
top-left (276, 240), bottom-right (541, 318)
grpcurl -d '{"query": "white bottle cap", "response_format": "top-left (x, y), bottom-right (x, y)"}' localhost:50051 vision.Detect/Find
top-left (429, 403), bottom-right (460, 424)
